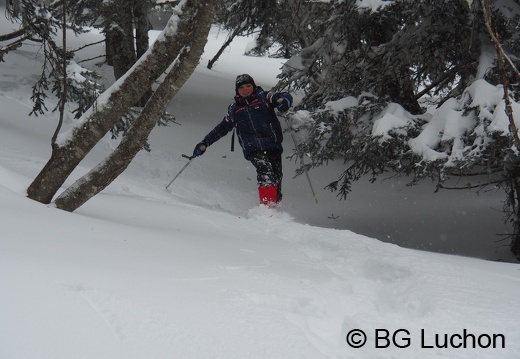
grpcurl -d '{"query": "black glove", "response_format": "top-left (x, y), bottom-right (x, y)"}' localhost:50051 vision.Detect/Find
top-left (272, 93), bottom-right (293, 112)
top-left (193, 141), bottom-right (208, 157)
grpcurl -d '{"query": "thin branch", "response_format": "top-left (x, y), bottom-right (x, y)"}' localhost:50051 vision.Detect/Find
top-left (438, 179), bottom-right (505, 190)
top-left (72, 39), bottom-right (105, 52)
top-left (448, 168), bottom-right (503, 176)
top-left (52, 0), bottom-right (67, 147)
top-left (0, 28), bottom-right (26, 41)
top-left (480, 1), bottom-right (520, 80)
top-left (76, 55), bottom-right (106, 64)
top-left (415, 65), bottom-right (465, 99)
top-left (481, 0), bottom-right (520, 151)
top-left (154, 0), bottom-right (181, 7)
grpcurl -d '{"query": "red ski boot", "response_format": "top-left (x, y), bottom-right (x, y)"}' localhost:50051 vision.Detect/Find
top-left (258, 185), bottom-right (278, 208)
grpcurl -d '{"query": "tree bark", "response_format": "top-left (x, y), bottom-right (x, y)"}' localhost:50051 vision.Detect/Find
top-left (52, 0), bottom-right (67, 147)
top-left (108, 4), bottom-right (136, 80)
top-left (134, 2), bottom-right (151, 59)
top-left (105, 29), bottom-right (114, 66)
top-left (54, 3), bottom-right (216, 212)
top-left (510, 177), bottom-right (520, 259)
top-left (134, 1), bottom-right (153, 106)
top-left (27, 0), bottom-right (216, 204)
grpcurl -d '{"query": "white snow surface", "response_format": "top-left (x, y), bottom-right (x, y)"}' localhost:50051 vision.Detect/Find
top-left (0, 13), bottom-right (519, 359)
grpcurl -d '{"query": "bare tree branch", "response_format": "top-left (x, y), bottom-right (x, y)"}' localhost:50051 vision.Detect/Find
top-left (481, 0), bottom-right (520, 151)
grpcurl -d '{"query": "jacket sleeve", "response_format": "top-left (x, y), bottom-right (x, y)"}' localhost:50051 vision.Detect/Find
top-left (202, 115), bottom-right (235, 146)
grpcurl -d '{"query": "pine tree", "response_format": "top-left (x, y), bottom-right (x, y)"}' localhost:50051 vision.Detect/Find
top-left (277, 0), bottom-right (520, 259)
top-left (247, 0), bottom-right (328, 59)
top-left (207, 0), bottom-right (276, 68)
top-left (2, 0), bottom-right (179, 146)
top-left (207, 0), bottom-right (325, 68)
top-left (3, 0), bottom-right (103, 121)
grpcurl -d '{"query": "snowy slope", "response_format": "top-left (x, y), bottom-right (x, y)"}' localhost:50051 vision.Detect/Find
top-left (0, 12), bottom-right (519, 359)
top-left (2, 168), bottom-right (519, 359)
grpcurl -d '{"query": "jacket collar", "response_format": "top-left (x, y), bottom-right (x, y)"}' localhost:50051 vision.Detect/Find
top-left (235, 93), bottom-right (256, 105)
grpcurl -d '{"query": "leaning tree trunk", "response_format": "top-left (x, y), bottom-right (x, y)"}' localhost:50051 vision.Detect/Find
top-left (53, 5), bottom-right (216, 212)
top-left (207, 23), bottom-right (244, 69)
top-left (27, 0), bottom-right (214, 204)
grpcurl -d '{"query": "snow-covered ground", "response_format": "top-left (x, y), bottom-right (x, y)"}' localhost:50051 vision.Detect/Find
top-left (1, 9), bottom-right (519, 359)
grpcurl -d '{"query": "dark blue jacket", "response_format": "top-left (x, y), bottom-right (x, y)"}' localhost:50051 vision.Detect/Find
top-left (203, 87), bottom-right (288, 159)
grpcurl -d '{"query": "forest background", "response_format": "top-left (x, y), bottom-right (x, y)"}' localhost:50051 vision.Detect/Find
top-left (1, 0), bottom-right (520, 263)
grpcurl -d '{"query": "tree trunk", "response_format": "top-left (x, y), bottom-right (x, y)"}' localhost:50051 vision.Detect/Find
top-left (511, 177), bottom-right (520, 259)
top-left (207, 24), bottom-right (243, 69)
top-left (109, 5), bottom-right (136, 80)
top-left (105, 30), bottom-right (114, 66)
top-left (52, 0), bottom-right (67, 147)
top-left (54, 4), bottom-right (215, 212)
top-left (134, 1), bottom-right (153, 106)
top-left (27, 0), bottom-right (216, 204)
top-left (134, 2), bottom-right (151, 59)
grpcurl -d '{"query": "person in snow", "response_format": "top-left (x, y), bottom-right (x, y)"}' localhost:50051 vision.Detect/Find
top-left (192, 74), bottom-right (293, 207)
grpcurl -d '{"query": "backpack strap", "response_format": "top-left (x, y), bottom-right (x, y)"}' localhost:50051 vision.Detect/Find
top-left (231, 127), bottom-right (235, 152)
top-left (227, 104), bottom-right (237, 152)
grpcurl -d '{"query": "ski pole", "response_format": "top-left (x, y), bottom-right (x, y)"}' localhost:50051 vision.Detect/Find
top-left (279, 107), bottom-right (318, 204)
top-left (166, 154), bottom-right (194, 189)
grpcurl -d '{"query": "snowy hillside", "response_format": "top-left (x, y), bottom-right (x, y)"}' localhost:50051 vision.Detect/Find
top-left (1, 11), bottom-right (519, 359)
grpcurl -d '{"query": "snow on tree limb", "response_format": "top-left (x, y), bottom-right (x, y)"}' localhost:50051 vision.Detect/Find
top-left (55, 0), bottom-right (188, 147)
top-left (27, 0), bottom-right (214, 204)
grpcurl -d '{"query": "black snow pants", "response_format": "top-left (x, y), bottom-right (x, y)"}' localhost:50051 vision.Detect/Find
top-left (247, 150), bottom-right (283, 201)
